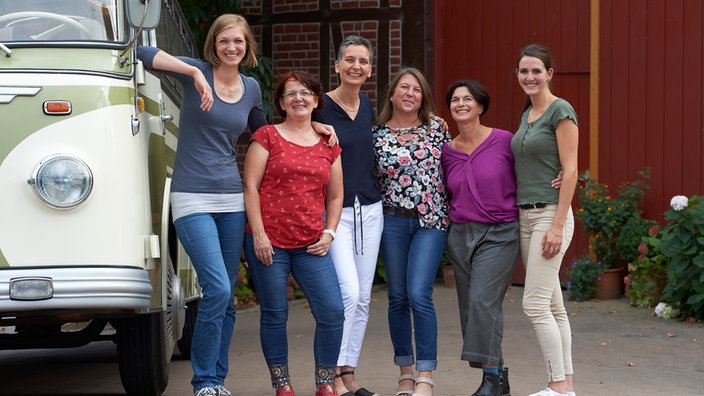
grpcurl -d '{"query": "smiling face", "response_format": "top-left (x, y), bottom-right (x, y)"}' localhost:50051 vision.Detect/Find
top-left (214, 26), bottom-right (247, 67)
top-left (278, 78), bottom-right (319, 119)
top-left (335, 44), bottom-right (372, 87)
top-left (390, 73), bottom-right (423, 116)
top-left (449, 86), bottom-right (483, 123)
top-left (517, 55), bottom-right (554, 96)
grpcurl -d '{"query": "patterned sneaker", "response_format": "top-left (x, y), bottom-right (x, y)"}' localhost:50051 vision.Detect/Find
top-left (215, 384), bottom-right (232, 396)
top-left (314, 383), bottom-right (338, 396)
top-left (276, 384), bottom-right (296, 396)
top-left (195, 387), bottom-right (219, 396)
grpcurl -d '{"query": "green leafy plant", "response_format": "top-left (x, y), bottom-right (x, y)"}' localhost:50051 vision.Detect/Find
top-left (576, 167), bottom-right (651, 267)
top-left (567, 256), bottom-right (605, 301)
top-left (625, 224), bottom-right (669, 308)
top-left (616, 215), bottom-right (658, 264)
top-left (235, 259), bottom-right (257, 308)
top-left (660, 195), bottom-right (704, 320)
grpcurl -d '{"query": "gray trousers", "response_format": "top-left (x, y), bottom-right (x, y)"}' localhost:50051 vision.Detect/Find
top-left (446, 220), bottom-right (520, 368)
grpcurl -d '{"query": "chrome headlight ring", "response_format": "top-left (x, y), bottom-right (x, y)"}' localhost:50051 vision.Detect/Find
top-left (27, 154), bottom-right (94, 210)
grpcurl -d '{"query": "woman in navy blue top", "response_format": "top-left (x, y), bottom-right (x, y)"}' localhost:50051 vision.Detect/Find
top-left (316, 35), bottom-right (383, 396)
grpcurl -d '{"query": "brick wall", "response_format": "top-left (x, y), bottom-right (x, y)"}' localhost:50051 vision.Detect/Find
top-left (236, 0), bottom-right (411, 170)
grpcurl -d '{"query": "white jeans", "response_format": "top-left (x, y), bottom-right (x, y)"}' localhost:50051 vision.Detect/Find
top-left (519, 204), bottom-right (575, 382)
top-left (329, 199), bottom-right (383, 367)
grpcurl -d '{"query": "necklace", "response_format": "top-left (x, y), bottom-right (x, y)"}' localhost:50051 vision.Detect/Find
top-left (390, 124), bottom-right (426, 144)
top-left (529, 106), bottom-right (547, 121)
top-left (333, 89), bottom-right (359, 112)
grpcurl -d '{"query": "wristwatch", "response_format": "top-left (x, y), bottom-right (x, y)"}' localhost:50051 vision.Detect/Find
top-left (323, 229), bottom-right (336, 240)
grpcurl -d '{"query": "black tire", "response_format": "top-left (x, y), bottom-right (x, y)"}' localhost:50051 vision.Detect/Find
top-left (115, 264), bottom-right (178, 395)
top-left (115, 312), bottom-right (169, 396)
top-left (176, 299), bottom-right (199, 359)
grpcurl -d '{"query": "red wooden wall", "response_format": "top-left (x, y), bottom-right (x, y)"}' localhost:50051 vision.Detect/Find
top-left (599, 0), bottom-right (704, 220)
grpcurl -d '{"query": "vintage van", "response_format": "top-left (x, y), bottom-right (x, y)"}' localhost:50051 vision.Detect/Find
top-left (0, 0), bottom-right (200, 394)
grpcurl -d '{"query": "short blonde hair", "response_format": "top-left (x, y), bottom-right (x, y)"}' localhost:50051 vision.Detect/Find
top-left (203, 14), bottom-right (258, 67)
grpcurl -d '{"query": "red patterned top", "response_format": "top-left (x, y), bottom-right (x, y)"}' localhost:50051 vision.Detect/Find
top-left (247, 125), bottom-right (342, 248)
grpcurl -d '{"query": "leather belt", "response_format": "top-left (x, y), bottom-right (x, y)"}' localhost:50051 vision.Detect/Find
top-left (383, 204), bottom-right (418, 218)
top-left (518, 202), bottom-right (549, 209)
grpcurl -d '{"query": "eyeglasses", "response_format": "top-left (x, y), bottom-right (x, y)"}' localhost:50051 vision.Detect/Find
top-left (282, 89), bottom-right (316, 99)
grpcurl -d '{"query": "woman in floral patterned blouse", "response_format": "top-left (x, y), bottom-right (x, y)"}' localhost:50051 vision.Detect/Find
top-left (372, 67), bottom-right (450, 396)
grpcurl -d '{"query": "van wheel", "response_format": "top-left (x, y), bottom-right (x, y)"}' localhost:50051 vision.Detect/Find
top-left (176, 299), bottom-right (199, 359)
top-left (115, 264), bottom-right (178, 395)
top-left (115, 312), bottom-right (169, 395)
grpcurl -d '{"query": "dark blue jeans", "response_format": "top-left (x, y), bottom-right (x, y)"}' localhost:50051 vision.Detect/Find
top-left (244, 233), bottom-right (344, 368)
top-left (380, 212), bottom-right (446, 371)
top-left (174, 211), bottom-right (246, 392)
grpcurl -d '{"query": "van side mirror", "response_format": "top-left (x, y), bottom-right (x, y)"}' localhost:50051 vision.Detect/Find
top-left (126, 0), bottom-right (160, 30)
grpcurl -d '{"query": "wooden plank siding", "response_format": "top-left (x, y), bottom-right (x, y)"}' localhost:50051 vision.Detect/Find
top-left (600, 0), bottom-right (704, 220)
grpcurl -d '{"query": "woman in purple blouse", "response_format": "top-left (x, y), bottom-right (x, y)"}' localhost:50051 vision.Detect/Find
top-left (441, 80), bottom-right (518, 396)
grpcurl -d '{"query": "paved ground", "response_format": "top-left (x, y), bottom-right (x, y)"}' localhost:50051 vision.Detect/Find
top-left (1, 283), bottom-right (703, 395)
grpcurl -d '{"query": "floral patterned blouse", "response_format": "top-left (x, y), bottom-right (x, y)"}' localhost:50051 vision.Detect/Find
top-left (373, 118), bottom-right (451, 230)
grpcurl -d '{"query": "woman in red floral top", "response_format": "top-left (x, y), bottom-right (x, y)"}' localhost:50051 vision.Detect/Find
top-left (372, 67), bottom-right (450, 396)
top-left (243, 71), bottom-right (344, 396)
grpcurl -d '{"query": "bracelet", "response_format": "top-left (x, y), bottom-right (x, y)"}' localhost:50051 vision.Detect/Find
top-left (323, 229), bottom-right (336, 240)
top-left (549, 229), bottom-right (563, 237)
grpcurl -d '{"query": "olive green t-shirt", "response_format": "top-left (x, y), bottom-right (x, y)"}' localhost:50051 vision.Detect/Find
top-left (511, 98), bottom-right (578, 206)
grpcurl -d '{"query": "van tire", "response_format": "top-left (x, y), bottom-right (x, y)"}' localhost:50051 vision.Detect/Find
top-left (115, 312), bottom-right (169, 395)
top-left (114, 263), bottom-right (179, 395)
top-left (176, 299), bottom-right (199, 359)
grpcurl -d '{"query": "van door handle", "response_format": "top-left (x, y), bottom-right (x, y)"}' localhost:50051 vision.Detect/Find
top-left (161, 114), bottom-right (174, 122)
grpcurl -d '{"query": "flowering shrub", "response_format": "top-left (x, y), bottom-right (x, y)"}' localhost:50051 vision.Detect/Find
top-left (567, 256), bottom-right (605, 301)
top-left (626, 224), bottom-right (668, 308)
top-left (660, 195), bottom-right (704, 320)
top-left (576, 168), bottom-right (651, 267)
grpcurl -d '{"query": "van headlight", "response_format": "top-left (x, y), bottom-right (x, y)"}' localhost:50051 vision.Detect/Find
top-left (28, 155), bottom-right (93, 210)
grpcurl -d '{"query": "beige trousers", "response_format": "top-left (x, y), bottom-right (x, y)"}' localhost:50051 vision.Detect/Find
top-left (519, 204), bottom-right (575, 382)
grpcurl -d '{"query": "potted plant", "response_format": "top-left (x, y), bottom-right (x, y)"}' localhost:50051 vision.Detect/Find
top-left (440, 247), bottom-right (455, 288)
top-left (567, 255), bottom-right (605, 301)
top-left (575, 168), bottom-right (651, 298)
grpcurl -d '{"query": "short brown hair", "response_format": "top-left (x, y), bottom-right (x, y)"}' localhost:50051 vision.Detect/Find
top-left (273, 71), bottom-right (325, 118)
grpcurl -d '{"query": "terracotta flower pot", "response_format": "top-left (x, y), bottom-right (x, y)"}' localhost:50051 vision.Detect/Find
top-left (595, 268), bottom-right (623, 300)
top-left (441, 265), bottom-right (456, 288)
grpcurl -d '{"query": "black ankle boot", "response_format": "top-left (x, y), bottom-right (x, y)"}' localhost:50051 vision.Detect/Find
top-left (472, 372), bottom-right (501, 396)
top-left (499, 367), bottom-right (511, 396)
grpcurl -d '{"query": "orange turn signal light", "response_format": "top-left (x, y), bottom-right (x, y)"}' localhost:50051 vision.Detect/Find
top-left (43, 101), bottom-right (72, 115)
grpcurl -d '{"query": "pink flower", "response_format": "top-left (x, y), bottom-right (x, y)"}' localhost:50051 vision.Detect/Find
top-left (414, 149), bottom-right (427, 159)
top-left (399, 174), bottom-right (412, 187)
top-left (648, 225), bottom-right (660, 236)
top-left (398, 155), bottom-right (412, 166)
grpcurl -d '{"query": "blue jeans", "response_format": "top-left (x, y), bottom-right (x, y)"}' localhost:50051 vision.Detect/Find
top-left (244, 233), bottom-right (344, 368)
top-left (174, 212), bottom-right (246, 392)
top-left (380, 212), bottom-right (446, 371)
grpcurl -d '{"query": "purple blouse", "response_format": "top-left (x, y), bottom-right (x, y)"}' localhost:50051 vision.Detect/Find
top-left (441, 128), bottom-right (518, 224)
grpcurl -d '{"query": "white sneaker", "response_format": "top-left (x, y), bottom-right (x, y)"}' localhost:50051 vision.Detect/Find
top-left (215, 385), bottom-right (232, 396)
top-left (529, 388), bottom-right (569, 396)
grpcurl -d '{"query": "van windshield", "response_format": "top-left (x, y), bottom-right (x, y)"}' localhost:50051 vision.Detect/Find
top-left (0, 0), bottom-right (123, 42)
